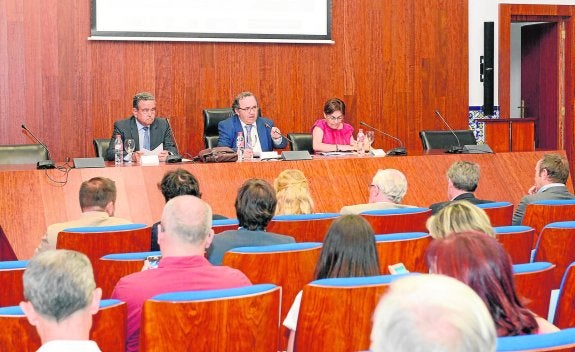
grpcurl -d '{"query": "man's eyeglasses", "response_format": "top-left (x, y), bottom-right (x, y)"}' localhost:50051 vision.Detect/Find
top-left (326, 115), bottom-right (343, 121)
top-left (238, 105), bottom-right (259, 113)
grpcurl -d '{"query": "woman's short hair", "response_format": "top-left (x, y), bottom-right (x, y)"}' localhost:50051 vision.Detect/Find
top-left (235, 179), bottom-right (277, 231)
top-left (426, 231), bottom-right (538, 336)
top-left (314, 215), bottom-right (380, 279)
top-left (274, 169), bottom-right (314, 215)
top-left (323, 98), bottom-right (346, 116)
top-left (426, 201), bottom-right (494, 239)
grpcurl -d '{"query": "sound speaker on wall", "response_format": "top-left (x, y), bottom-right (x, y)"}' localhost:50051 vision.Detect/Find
top-left (483, 21), bottom-right (495, 116)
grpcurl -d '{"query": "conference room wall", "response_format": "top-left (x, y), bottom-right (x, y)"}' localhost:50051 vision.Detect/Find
top-left (0, 0), bottom-right (468, 160)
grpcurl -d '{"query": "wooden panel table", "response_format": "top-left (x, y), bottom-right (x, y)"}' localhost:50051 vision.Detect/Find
top-left (1, 151), bottom-right (569, 259)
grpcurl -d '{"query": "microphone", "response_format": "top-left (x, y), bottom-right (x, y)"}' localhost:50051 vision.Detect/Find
top-left (359, 121), bottom-right (406, 156)
top-left (433, 110), bottom-right (464, 154)
top-left (21, 124), bottom-right (56, 169)
top-left (264, 123), bottom-right (294, 144)
top-left (164, 118), bottom-right (182, 163)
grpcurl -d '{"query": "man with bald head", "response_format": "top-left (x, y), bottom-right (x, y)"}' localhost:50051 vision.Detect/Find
top-left (340, 169), bottom-right (415, 214)
top-left (112, 195), bottom-right (251, 352)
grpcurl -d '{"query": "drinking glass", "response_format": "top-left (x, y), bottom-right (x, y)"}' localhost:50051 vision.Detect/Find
top-left (244, 134), bottom-right (257, 161)
top-left (125, 139), bottom-right (135, 163)
top-left (366, 131), bottom-right (375, 151)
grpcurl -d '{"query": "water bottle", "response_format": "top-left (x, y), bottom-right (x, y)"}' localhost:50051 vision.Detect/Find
top-left (356, 128), bottom-right (365, 155)
top-left (236, 132), bottom-right (245, 162)
top-left (114, 134), bottom-right (123, 166)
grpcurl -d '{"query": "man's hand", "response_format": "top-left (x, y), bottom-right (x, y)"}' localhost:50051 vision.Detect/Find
top-left (271, 126), bottom-right (282, 140)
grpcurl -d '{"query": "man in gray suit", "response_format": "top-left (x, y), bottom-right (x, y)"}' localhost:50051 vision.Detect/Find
top-left (512, 153), bottom-right (575, 225)
top-left (105, 92), bottom-right (178, 161)
top-left (207, 179), bottom-right (295, 265)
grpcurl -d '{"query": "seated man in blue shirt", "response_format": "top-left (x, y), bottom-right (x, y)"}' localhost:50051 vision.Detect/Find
top-left (217, 91), bottom-right (288, 155)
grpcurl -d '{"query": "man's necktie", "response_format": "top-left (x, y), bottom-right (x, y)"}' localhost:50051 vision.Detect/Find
top-left (245, 125), bottom-right (253, 148)
top-left (143, 126), bottom-right (150, 150)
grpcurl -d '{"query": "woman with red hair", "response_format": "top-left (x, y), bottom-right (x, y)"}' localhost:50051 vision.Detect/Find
top-left (426, 231), bottom-right (558, 336)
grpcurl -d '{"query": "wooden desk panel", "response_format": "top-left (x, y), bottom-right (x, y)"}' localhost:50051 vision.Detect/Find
top-left (2, 151), bottom-right (569, 259)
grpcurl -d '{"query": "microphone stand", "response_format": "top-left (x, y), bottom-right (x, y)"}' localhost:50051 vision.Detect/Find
top-left (359, 121), bottom-right (406, 156)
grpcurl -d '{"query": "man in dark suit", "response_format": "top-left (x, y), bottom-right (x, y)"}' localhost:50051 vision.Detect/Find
top-left (207, 178), bottom-right (295, 265)
top-left (105, 92), bottom-right (178, 161)
top-left (217, 91), bottom-right (288, 155)
top-left (429, 161), bottom-right (494, 214)
top-left (512, 153), bottom-right (575, 225)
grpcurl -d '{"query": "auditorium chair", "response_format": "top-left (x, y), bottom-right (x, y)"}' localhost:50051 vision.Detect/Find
top-left (494, 225), bottom-right (535, 264)
top-left (98, 251), bottom-right (161, 298)
top-left (0, 299), bottom-right (127, 352)
top-left (0, 260), bottom-right (28, 307)
top-left (56, 224), bottom-right (151, 274)
top-left (418, 130), bottom-right (477, 150)
top-left (0, 144), bottom-right (49, 165)
top-left (203, 108), bottom-right (262, 149)
top-left (0, 225), bottom-right (17, 261)
top-left (477, 201), bottom-right (514, 227)
top-left (212, 218), bottom-right (239, 234)
top-left (360, 207), bottom-right (432, 234)
top-left (294, 275), bottom-right (410, 352)
top-left (222, 242), bottom-right (323, 350)
top-left (287, 133), bottom-right (313, 154)
top-left (93, 138), bottom-right (111, 158)
top-left (533, 221), bottom-right (575, 288)
top-left (266, 213), bottom-right (340, 242)
top-left (512, 262), bottom-right (555, 318)
top-left (496, 328), bottom-right (575, 351)
top-left (554, 262), bottom-right (575, 329)
top-left (374, 232), bottom-right (431, 274)
top-left (522, 200), bottom-right (575, 246)
top-left (139, 284), bottom-right (281, 352)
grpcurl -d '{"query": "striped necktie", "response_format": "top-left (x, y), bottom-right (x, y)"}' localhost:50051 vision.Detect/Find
top-left (245, 125), bottom-right (253, 148)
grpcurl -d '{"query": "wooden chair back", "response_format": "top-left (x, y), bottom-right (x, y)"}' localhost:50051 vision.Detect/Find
top-left (554, 262), bottom-right (575, 329)
top-left (0, 299), bottom-right (127, 352)
top-left (533, 221), bottom-right (575, 288)
top-left (0, 260), bottom-right (28, 307)
top-left (56, 224), bottom-right (151, 272)
top-left (523, 200), bottom-right (575, 246)
top-left (512, 262), bottom-right (555, 318)
top-left (212, 218), bottom-right (240, 234)
top-left (360, 208), bottom-right (431, 234)
top-left (97, 251), bottom-right (159, 298)
top-left (223, 242), bottom-right (322, 350)
top-left (266, 213), bottom-right (340, 242)
top-left (476, 201), bottom-right (514, 227)
top-left (495, 226), bottom-right (535, 264)
top-left (140, 284), bottom-right (281, 352)
top-left (497, 328), bottom-right (575, 352)
top-left (374, 232), bottom-right (431, 274)
top-left (295, 275), bottom-right (405, 352)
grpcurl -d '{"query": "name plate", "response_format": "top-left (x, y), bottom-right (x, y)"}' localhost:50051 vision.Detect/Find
top-left (141, 155), bottom-right (160, 166)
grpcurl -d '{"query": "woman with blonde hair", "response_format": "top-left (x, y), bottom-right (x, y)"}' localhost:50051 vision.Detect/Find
top-left (426, 200), bottom-right (495, 239)
top-left (274, 169), bottom-right (314, 215)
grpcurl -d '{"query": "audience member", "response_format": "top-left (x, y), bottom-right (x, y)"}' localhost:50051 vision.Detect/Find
top-left (512, 153), bottom-right (575, 225)
top-left (426, 231), bottom-right (559, 336)
top-left (430, 161), bottom-right (494, 214)
top-left (20, 250), bottom-right (103, 351)
top-left (274, 169), bottom-right (314, 215)
top-left (105, 92), bottom-right (178, 162)
top-left (217, 91), bottom-right (287, 155)
top-left (340, 169), bottom-right (414, 214)
top-left (111, 195), bottom-right (251, 352)
top-left (283, 215), bottom-right (380, 352)
top-left (370, 274), bottom-right (496, 352)
top-left (426, 200), bottom-right (495, 239)
top-left (312, 98), bottom-right (357, 153)
top-left (151, 168), bottom-right (227, 251)
top-left (36, 177), bottom-right (132, 253)
top-left (207, 179), bottom-right (295, 265)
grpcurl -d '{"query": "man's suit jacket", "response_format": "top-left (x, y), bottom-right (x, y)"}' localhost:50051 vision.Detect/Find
top-left (340, 202), bottom-right (416, 215)
top-left (429, 192), bottom-right (494, 215)
top-left (207, 228), bottom-right (295, 265)
top-left (217, 115), bottom-right (288, 151)
top-left (512, 185), bottom-right (575, 225)
top-left (105, 116), bottom-right (178, 161)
